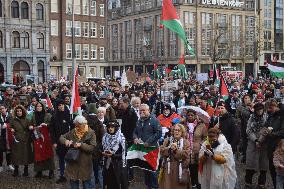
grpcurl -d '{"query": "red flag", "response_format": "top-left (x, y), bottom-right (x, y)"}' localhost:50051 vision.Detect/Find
top-left (179, 54), bottom-right (185, 64)
top-left (166, 68), bottom-right (172, 73)
top-left (220, 74), bottom-right (229, 99)
top-left (70, 68), bottom-right (81, 115)
top-left (46, 96), bottom-right (53, 109)
top-left (154, 63), bottom-right (158, 70)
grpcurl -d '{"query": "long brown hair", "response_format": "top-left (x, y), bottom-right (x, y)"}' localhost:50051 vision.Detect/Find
top-left (13, 104), bottom-right (27, 118)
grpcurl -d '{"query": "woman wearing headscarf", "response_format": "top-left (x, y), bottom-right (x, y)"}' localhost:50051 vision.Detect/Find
top-left (199, 128), bottom-right (237, 189)
top-left (60, 115), bottom-right (96, 189)
top-left (30, 102), bottom-right (55, 178)
top-left (102, 121), bottom-right (128, 189)
top-left (245, 103), bottom-right (269, 189)
top-left (159, 124), bottom-right (191, 189)
top-left (10, 105), bottom-right (33, 177)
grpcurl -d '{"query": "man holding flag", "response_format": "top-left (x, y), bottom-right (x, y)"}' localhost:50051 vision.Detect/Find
top-left (132, 104), bottom-right (162, 189)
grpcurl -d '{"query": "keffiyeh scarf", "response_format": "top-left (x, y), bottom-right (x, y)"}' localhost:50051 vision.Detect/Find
top-left (102, 129), bottom-right (126, 168)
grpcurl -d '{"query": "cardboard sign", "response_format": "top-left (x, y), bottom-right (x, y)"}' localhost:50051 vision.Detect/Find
top-left (78, 76), bottom-right (87, 83)
top-left (126, 70), bottom-right (136, 83)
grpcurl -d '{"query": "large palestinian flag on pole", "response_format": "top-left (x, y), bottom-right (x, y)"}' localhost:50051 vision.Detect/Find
top-left (267, 62), bottom-right (284, 78)
top-left (127, 144), bottom-right (160, 172)
top-left (161, 0), bottom-right (195, 56)
top-left (70, 68), bottom-right (82, 115)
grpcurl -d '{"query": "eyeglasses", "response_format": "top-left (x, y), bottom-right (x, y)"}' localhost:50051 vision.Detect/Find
top-left (173, 129), bottom-right (181, 132)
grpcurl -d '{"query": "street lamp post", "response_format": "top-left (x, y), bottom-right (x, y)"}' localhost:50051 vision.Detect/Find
top-left (69, 0), bottom-right (76, 79)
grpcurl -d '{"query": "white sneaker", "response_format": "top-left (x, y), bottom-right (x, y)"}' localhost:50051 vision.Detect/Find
top-left (0, 166), bottom-right (3, 172)
top-left (7, 165), bottom-right (14, 171)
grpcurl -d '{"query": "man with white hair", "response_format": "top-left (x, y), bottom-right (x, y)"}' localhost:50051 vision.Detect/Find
top-left (130, 97), bottom-right (141, 118)
top-left (133, 104), bottom-right (162, 189)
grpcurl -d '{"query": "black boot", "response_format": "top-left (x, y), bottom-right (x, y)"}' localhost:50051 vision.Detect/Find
top-left (23, 165), bottom-right (28, 177)
top-left (35, 171), bottom-right (42, 178)
top-left (12, 165), bottom-right (19, 177)
top-left (48, 170), bottom-right (54, 179)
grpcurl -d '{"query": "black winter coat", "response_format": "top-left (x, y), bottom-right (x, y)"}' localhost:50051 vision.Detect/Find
top-left (121, 106), bottom-right (138, 143)
top-left (218, 113), bottom-right (240, 152)
top-left (266, 110), bottom-right (284, 157)
top-left (49, 107), bottom-right (73, 156)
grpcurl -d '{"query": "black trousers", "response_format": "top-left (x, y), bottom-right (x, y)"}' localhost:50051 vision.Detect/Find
top-left (189, 163), bottom-right (199, 187)
top-left (269, 156), bottom-right (277, 188)
top-left (245, 169), bottom-right (267, 185)
top-left (0, 151), bottom-right (11, 166)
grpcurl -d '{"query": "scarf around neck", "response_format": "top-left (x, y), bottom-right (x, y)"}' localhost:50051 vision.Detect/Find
top-left (75, 125), bottom-right (88, 140)
top-left (102, 129), bottom-right (126, 167)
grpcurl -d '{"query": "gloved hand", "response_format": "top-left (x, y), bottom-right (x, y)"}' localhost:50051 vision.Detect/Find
top-left (204, 149), bottom-right (214, 157)
top-left (213, 154), bottom-right (226, 164)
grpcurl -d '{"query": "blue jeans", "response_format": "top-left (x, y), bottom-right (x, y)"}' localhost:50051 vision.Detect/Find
top-left (93, 160), bottom-right (103, 189)
top-left (144, 170), bottom-right (158, 189)
top-left (276, 175), bottom-right (284, 189)
top-left (70, 178), bottom-right (94, 189)
top-left (58, 155), bottom-right (65, 177)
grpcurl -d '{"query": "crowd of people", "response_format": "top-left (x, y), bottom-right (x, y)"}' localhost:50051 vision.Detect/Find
top-left (0, 75), bottom-right (283, 189)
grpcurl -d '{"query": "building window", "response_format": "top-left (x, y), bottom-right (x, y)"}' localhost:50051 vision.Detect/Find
top-left (11, 1), bottom-right (19, 18)
top-left (232, 15), bottom-right (242, 57)
top-left (21, 2), bottom-right (29, 19)
top-left (82, 0), bottom-right (89, 15)
top-left (75, 44), bottom-right (81, 59)
top-left (66, 20), bottom-right (72, 36)
top-left (74, 21), bottom-right (81, 37)
top-left (0, 0), bottom-right (2, 17)
top-left (0, 31), bottom-right (3, 48)
top-left (51, 0), bottom-right (58, 13)
top-left (51, 20), bottom-right (58, 36)
top-left (91, 44), bottom-right (97, 59)
top-left (83, 22), bottom-right (89, 37)
top-left (100, 26), bottom-right (104, 38)
top-left (66, 43), bottom-right (72, 59)
top-left (36, 3), bottom-right (44, 20)
top-left (83, 44), bottom-right (89, 59)
top-left (21, 32), bottom-right (29, 49)
top-left (90, 0), bottom-right (96, 16)
top-left (37, 33), bottom-right (44, 49)
top-left (99, 47), bottom-right (104, 59)
top-left (201, 12), bottom-right (213, 56)
top-left (91, 22), bottom-right (97, 37)
top-left (99, 4), bottom-right (104, 17)
top-left (74, 0), bottom-right (81, 14)
top-left (12, 31), bottom-right (20, 48)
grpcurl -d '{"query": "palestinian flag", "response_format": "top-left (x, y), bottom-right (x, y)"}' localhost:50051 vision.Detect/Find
top-left (70, 67), bottom-right (82, 115)
top-left (220, 74), bottom-right (229, 100)
top-left (267, 62), bottom-right (284, 78)
top-left (161, 0), bottom-right (195, 56)
top-left (179, 54), bottom-right (185, 64)
top-left (213, 64), bottom-right (220, 86)
top-left (127, 144), bottom-right (160, 172)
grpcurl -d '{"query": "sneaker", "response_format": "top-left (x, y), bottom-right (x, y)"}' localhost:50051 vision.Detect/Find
top-left (0, 166), bottom-right (3, 172)
top-left (7, 165), bottom-right (15, 171)
top-left (56, 176), bottom-right (67, 184)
